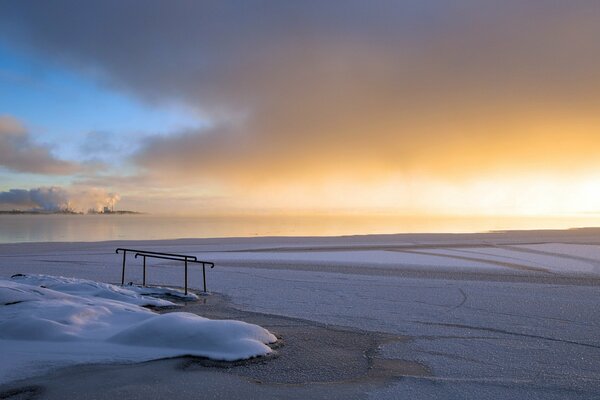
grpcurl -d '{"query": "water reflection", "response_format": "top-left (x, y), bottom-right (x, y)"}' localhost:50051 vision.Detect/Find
top-left (1, 214), bottom-right (599, 244)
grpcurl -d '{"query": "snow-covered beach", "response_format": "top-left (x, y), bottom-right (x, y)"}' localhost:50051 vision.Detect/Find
top-left (0, 275), bottom-right (277, 386)
top-left (1, 228), bottom-right (599, 399)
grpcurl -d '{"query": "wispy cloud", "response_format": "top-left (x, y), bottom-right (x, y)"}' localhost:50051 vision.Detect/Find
top-left (0, 115), bottom-right (79, 175)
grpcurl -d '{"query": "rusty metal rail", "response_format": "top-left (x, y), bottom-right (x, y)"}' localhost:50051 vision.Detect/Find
top-left (115, 248), bottom-right (214, 294)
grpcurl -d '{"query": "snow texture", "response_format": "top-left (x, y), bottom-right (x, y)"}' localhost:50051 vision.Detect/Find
top-left (0, 231), bottom-right (599, 398)
top-left (10, 274), bottom-right (176, 307)
top-left (0, 275), bottom-right (276, 384)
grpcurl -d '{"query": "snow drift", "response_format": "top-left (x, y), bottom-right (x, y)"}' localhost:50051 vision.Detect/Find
top-left (11, 273), bottom-right (199, 305)
top-left (0, 275), bottom-right (277, 384)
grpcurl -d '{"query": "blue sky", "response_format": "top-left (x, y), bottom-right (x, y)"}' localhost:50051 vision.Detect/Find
top-left (0, 43), bottom-right (204, 167)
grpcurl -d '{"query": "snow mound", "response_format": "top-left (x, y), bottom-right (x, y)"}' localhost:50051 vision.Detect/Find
top-left (0, 276), bottom-right (277, 384)
top-left (110, 312), bottom-right (277, 361)
top-left (0, 280), bottom-right (152, 342)
top-left (0, 280), bottom-right (70, 305)
top-left (11, 274), bottom-right (176, 307)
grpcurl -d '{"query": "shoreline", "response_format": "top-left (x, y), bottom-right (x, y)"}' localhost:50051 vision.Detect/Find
top-left (0, 292), bottom-right (427, 399)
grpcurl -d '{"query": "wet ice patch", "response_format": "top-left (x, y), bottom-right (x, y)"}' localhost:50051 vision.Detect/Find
top-left (126, 284), bottom-right (200, 301)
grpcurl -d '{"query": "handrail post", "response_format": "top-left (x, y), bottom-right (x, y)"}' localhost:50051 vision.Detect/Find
top-left (142, 255), bottom-right (146, 287)
top-left (184, 258), bottom-right (188, 295)
top-left (203, 263), bottom-right (207, 293)
top-left (121, 250), bottom-right (127, 285)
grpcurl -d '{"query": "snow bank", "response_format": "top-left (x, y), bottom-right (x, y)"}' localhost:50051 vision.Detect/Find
top-left (110, 312), bottom-right (277, 361)
top-left (10, 273), bottom-right (176, 307)
top-left (0, 275), bottom-right (277, 384)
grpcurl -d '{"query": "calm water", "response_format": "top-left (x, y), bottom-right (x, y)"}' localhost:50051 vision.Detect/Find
top-left (1, 214), bottom-right (600, 244)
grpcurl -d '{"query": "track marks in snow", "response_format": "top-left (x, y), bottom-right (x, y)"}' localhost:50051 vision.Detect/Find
top-left (388, 249), bottom-right (552, 273)
top-left (460, 305), bottom-right (600, 329)
top-left (410, 321), bottom-right (600, 349)
top-left (447, 288), bottom-right (468, 311)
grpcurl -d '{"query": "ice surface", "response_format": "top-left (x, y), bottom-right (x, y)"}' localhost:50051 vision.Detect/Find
top-left (0, 275), bottom-right (276, 384)
top-left (0, 231), bottom-right (599, 397)
top-left (196, 250), bottom-right (507, 270)
top-left (441, 246), bottom-right (599, 274)
top-left (515, 243), bottom-right (600, 273)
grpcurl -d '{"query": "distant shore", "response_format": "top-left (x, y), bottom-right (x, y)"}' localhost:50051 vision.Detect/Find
top-left (0, 210), bottom-right (143, 215)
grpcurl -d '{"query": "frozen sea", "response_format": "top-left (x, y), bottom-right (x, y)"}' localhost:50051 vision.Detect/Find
top-left (0, 227), bottom-right (599, 398)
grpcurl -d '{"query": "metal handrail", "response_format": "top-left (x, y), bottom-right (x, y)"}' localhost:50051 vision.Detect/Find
top-left (116, 248), bottom-right (198, 260)
top-left (115, 248), bottom-right (214, 294)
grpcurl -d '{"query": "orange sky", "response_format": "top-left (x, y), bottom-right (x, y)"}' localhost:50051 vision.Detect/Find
top-left (1, 2), bottom-right (599, 219)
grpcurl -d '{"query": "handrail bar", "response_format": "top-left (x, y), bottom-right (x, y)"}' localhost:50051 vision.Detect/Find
top-left (116, 248), bottom-right (197, 260)
top-left (115, 248), bottom-right (214, 294)
top-left (134, 253), bottom-right (214, 266)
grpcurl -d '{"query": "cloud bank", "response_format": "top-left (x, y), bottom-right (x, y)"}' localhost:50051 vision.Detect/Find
top-left (0, 116), bottom-right (79, 175)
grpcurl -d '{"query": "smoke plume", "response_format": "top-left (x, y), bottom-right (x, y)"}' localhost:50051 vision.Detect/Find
top-left (0, 187), bottom-right (121, 212)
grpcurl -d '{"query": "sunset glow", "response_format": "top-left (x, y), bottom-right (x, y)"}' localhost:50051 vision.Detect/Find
top-left (1, 1), bottom-right (599, 229)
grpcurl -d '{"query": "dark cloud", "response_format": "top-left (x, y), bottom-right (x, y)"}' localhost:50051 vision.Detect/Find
top-left (0, 187), bottom-right (68, 210)
top-left (2, 1), bottom-right (600, 185)
top-left (0, 116), bottom-right (79, 175)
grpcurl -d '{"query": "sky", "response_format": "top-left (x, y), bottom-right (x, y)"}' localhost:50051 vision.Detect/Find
top-left (0, 1), bottom-right (599, 216)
